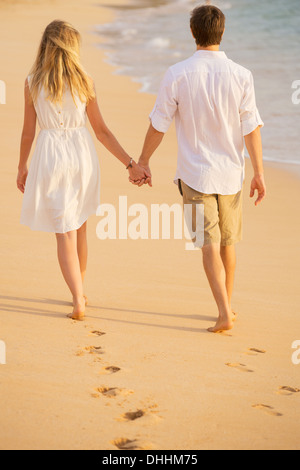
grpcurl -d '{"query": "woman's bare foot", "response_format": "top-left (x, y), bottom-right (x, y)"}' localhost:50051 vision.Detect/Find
top-left (67, 311), bottom-right (85, 321)
top-left (69, 295), bottom-right (88, 307)
top-left (208, 317), bottom-right (234, 333)
top-left (232, 311), bottom-right (238, 322)
top-left (68, 296), bottom-right (86, 321)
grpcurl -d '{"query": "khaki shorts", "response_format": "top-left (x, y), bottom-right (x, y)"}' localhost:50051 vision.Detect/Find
top-left (179, 180), bottom-right (243, 247)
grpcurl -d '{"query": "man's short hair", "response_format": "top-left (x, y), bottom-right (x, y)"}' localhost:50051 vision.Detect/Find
top-left (190, 5), bottom-right (226, 47)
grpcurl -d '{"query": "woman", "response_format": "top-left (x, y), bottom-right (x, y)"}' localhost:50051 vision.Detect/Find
top-left (17, 20), bottom-right (149, 321)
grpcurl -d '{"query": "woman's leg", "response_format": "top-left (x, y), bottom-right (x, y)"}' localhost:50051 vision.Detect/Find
top-left (56, 230), bottom-right (85, 319)
top-left (77, 222), bottom-right (89, 305)
top-left (77, 222), bottom-right (88, 283)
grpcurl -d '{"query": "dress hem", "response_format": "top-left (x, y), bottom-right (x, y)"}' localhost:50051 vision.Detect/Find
top-left (20, 208), bottom-right (99, 234)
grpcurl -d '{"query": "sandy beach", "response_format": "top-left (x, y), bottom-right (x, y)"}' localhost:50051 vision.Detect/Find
top-left (0, 0), bottom-right (300, 450)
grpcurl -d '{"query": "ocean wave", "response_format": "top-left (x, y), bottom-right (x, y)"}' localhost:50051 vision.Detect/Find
top-left (148, 37), bottom-right (171, 48)
top-left (95, 0), bottom-right (300, 167)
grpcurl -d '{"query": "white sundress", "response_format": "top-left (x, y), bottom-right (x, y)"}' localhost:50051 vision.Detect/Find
top-left (21, 78), bottom-right (100, 234)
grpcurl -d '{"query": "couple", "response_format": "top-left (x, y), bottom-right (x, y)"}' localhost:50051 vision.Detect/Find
top-left (17, 5), bottom-right (266, 333)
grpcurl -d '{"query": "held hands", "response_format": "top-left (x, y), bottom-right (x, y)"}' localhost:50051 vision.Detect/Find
top-left (17, 166), bottom-right (28, 193)
top-left (250, 174), bottom-right (266, 206)
top-left (128, 159), bottom-right (152, 187)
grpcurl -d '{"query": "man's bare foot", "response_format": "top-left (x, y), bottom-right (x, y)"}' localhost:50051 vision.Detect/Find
top-left (208, 317), bottom-right (234, 333)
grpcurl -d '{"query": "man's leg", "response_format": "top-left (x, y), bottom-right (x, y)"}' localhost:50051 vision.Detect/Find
top-left (220, 245), bottom-right (236, 311)
top-left (218, 189), bottom-right (243, 318)
top-left (202, 243), bottom-right (234, 333)
top-left (180, 181), bottom-right (234, 332)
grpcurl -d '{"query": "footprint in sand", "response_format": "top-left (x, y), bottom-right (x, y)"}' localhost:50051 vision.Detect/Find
top-left (226, 363), bottom-right (254, 373)
top-left (245, 348), bottom-right (266, 356)
top-left (91, 387), bottom-right (134, 399)
top-left (89, 330), bottom-right (106, 337)
top-left (76, 346), bottom-right (105, 357)
top-left (120, 410), bottom-right (145, 422)
top-left (252, 404), bottom-right (283, 417)
top-left (277, 386), bottom-right (300, 396)
top-left (118, 405), bottom-right (161, 424)
top-left (89, 346), bottom-right (104, 355)
top-left (99, 366), bottom-right (121, 375)
top-left (112, 438), bottom-right (154, 450)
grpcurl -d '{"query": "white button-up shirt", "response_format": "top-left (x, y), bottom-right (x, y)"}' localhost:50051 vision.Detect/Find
top-left (150, 50), bottom-right (264, 195)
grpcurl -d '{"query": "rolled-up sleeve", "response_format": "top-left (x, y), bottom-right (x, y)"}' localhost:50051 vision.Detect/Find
top-left (150, 68), bottom-right (178, 133)
top-left (240, 72), bottom-right (264, 136)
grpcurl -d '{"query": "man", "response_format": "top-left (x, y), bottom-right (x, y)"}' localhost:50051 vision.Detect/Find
top-left (132, 4), bottom-right (266, 333)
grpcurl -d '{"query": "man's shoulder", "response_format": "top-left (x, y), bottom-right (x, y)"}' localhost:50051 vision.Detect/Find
top-left (168, 54), bottom-right (252, 78)
top-left (226, 58), bottom-right (253, 80)
top-left (168, 55), bottom-right (197, 77)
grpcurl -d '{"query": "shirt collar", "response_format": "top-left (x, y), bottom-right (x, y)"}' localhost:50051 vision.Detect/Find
top-left (194, 50), bottom-right (227, 60)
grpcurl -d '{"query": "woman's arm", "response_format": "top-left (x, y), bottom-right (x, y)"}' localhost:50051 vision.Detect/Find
top-left (86, 91), bottom-right (151, 184)
top-left (17, 79), bottom-right (37, 193)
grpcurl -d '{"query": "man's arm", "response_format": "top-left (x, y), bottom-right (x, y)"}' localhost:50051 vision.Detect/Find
top-left (130, 124), bottom-right (165, 187)
top-left (244, 126), bottom-right (266, 206)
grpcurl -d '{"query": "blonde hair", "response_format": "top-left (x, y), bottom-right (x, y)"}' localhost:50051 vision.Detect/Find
top-left (29, 20), bottom-right (95, 104)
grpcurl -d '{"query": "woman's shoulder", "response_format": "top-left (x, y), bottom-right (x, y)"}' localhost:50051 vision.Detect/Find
top-left (25, 75), bottom-right (33, 90)
top-left (24, 76), bottom-right (31, 91)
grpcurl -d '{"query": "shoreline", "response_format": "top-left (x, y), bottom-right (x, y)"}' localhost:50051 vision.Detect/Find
top-left (94, 0), bottom-right (300, 174)
top-left (0, 0), bottom-right (300, 451)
